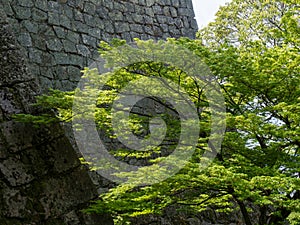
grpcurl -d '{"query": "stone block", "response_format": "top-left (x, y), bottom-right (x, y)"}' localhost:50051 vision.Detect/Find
top-left (133, 14), bottom-right (144, 24)
top-left (62, 39), bottom-right (77, 53)
top-left (13, 6), bottom-right (31, 19)
top-left (39, 77), bottom-right (54, 90)
top-left (157, 15), bottom-right (168, 24)
top-left (113, 2), bottom-right (126, 11)
top-left (130, 24), bottom-right (144, 33)
top-left (68, 66), bottom-right (82, 82)
top-left (171, 0), bottom-right (180, 7)
top-left (27, 63), bottom-right (40, 78)
top-left (88, 27), bottom-right (102, 39)
top-left (38, 24), bottom-right (55, 36)
top-left (144, 26), bottom-right (154, 36)
top-left (183, 16), bottom-right (189, 28)
top-left (153, 26), bottom-right (163, 37)
top-left (163, 6), bottom-right (171, 16)
top-left (32, 8), bottom-right (48, 21)
top-left (167, 0), bottom-right (172, 5)
top-left (103, 21), bottom-right (114, 33)
top-left (40, 67), bottom-right (54, 79)
top-left (46, 136), bottom-right (81, 172)
top-left (69, 0), bottom-right (85, 9)
top-left (104, 1), bottom-right (113, 10)
top-left (95, 6), bottom-right (109, 19)
top-left (174, 18), bottom-right (184, 28)
top-left (0, 91), bottom-right (21, 118)
top-left (83, 14), bottom-right (94, 27)
top-left (6, 18), bottom-right (20, 34)
top-left (135, 5), bottom-right (145, 14)
top-left (0, 134), bottom-right (8, 159)
top-left (161, 24), bottom-right (169, 33)
top-left (109, 11), bottom-right (124, 22)
top-left (31, 34), bottom-right (47, 50)
top-left (1, 187), bottom-right (27, 218)
top-left (83, 2), bottom-right (96, 14)
top-left (139, 0), bottom-right (146, 6)
top-left (66, 30), bottom-right (80, 43)
top-left (48, 1), bottom-right (61, 12)
top-left (170, 27), bottom-right (181, 37)
top-left (74, 10), bottom-right (84, 22)
top-left (41, 52), bottom-right (56, 66)
top-left (74, 21), bottom-right (89, 33)
top-left (53, 26), bottom-right (67, 38)
top-left (63, 5), bottom-right (74, 19)
top-left (54, 52), bottom-right (70, 64)
top-left (17, 33), bottom-right (32, 47)
top-left (115, 22), bottom-right (130, 33)
top-left (191, 19), bottom-right (198, 29)
top-left (170, 6), bottom-right (177, 17)
top-left (178, 7), bottom-right (191, 16)
top-left (69, 54), bottom-right (85, 68)
top-left (28, 48), bottom-right (43, 64)
top-left (0, 121), bottom-right (34, 153)
top-left (48, 12), bottom-right (60, 26)
top-left (35, 0), bottom-right (48, 11)
top-left (152, 5), bottom-right (163, 15)
top-left (37, 167), bottom-right (97, 218)
top-left (76, 44), bottom-right (91, 57)
top-left (46, 39), bottom-right (63, 51)
top-left (124, 2), bottom-right (135, 13)
top-left (144, 15), bottom-right (154, 24)
top-left (18, 0), bottom-right (34, 7)
top-left (22, 20), bottom-right (39, 34)
top-left (58, 0), bottom-right (68, 3)
top-left (121, 32), bottom-right (131, 41)
top-left (145, 8), bottom-right (154, 17)
top-left (146, 0), bottom-right (155, 7)
top-left (82, 34), bottom-right (97, 47)
top-left (61, 79), bottom-right (77, 91)
top-left (2, 2), bottom-right (14, 16)
top-left (60, 14), bottom-right (72, 29)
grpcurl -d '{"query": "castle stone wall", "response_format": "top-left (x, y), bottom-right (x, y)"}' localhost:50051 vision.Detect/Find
top-left (0, 0), bottom-right (197, 224)
top-left (1, 0), bottom-right (197, 91)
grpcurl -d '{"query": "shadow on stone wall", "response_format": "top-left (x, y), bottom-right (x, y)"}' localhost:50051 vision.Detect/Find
top-left (0, 7), bottom-right (112, 225)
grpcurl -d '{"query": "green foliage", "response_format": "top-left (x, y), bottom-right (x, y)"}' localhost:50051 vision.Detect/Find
top-left (83, 1), bottom-right (299, 224)
top-left (13, 89), bottom-right (74, 126)
top-left (198, 0), bottom-right (299, 49)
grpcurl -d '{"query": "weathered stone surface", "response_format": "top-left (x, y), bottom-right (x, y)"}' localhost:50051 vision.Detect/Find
top-left (0, 0), bottom-right (201, 224)
top-left (0, 0), bottom-right (197, 91)
top-left (13, 5), bottom-right (31, 19)
top-left (32, 8), bottom-right (48, 21)
top-left (22, 20), bottom-right (39, 33)
top-left (17, 33), bottom-right (32, 47)
top-left (46, 39), bottom-right (63, 51)
top-left (62, 39), bottom-right (78, 53)
top-left (76, 44), bottom-right (91, 57)
top-left (0, 7), bottom-right (112, 224)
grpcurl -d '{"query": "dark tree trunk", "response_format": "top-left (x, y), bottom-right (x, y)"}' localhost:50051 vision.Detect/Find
top-left (259, 205), bottom-right (268, 225)
top-left (236, 199), bottom-right (253, 225)
top-left (268, 207), bottom-right (291, 225)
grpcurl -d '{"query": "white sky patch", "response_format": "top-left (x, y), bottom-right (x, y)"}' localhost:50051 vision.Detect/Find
top-left (192, 0), bottom-right (232, 28)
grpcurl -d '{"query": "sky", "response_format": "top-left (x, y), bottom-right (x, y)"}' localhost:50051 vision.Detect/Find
top-left (192, 0), bottom-right (232, 28)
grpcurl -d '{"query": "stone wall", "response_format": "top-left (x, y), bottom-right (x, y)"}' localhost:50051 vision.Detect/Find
top-left (0, 0), bottom-right (198, 224)
top-left (1, 0), bottom-right (197, 92)
top-left (0, 7), bottom-right (113, 224)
